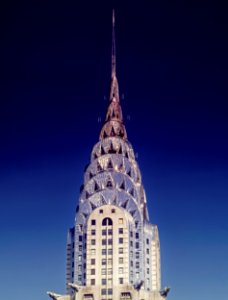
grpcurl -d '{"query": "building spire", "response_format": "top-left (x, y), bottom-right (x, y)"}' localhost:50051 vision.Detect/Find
top-left (110, 9), bottom-right (119, 103)
top-left (111, 9), bottom-right (116, 78)
top-left (99, 10), bottom-right (127, 141)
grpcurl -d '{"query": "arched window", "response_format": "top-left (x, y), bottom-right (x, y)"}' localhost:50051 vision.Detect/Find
top-left (102, 217), bottom-right (113, 226)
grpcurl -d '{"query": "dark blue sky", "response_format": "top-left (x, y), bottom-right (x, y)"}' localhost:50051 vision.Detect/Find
top-left (0, 1), bottom-right (228, 300)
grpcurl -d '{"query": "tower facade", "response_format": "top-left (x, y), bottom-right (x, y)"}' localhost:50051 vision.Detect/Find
top-left (48, 11), bottom-right (169, 300)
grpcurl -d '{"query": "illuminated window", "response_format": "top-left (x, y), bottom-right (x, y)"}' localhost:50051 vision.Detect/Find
top-left (102, 259), bottom-right (106, 265)
top-left (108, 268), bottom-right (112, 275)
top-left (119, 267), bottom-right (123, 274)
top-left (119, 218), bottom-right (123, 224)
top-left (91, 279), bottom-right (95, 285)
top-left (101, 269), bottom-right (106, 275)
top-left (119, 248), bottom-right (123, 254)
top-left (119, 257), bottom-right (124, 264)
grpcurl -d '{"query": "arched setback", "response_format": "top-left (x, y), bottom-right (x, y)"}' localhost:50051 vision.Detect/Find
top-left (86, 204), bottom-right (135, 299)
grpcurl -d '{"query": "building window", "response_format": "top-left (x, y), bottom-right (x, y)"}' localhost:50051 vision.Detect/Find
top-left (119, 257), bottom-right (124, 264)
top-left (79, 245), bottom-right (82, 251)
top-left (72, 262), bottom-right (74, 267)
top-left (147, 268), bottom-right (149, 274)
top-left (136, 232), bottom-right (139, 239)
top-left (91, 219), bottom-right (96, 225)
top-left (119, 218), bottom-right (123, 224)
top-left (108, 289), bottom-right (112, 295)
top-left (130, 241), bottom-right (133, 247)
top-left (78, 255), bottom-right (82, 261)
top-left (91, 269), bottom-right (95, 275)
top-left (108, 268), bottom-right (112, 275)
top-left (108, 229), bottom-right (113, 235)
top-left (102, 249), bottom-right (106, 255)
top-left (136, 252), bottom-right (140, 259)
top-left (91, 259), bottom-right (95, 265)
top-left (146, 238), bottom-right (149, 245)
top-left (101, 279), bottom-right (106, 285)
top-left (91, 239), bottom-right (96, 245)
top-left (108, 278), bottom-right (112, 285)
top-left (119, 248), bottom-right (123, 254)
top-left (131, 261), bottom-right (133, 267)
top-left (100, 209), bottom-right (103, 214)
top-left (91, 249), bottom-right (96, 255)
top-left (136, 242), bottom-right (139, 249)
top-left (101, 289), bottom-right (106, 295)
top-left (79, 235), bottom-right (82, 242)
top-left (119, 238), bottom-right (123, 244)
top-left (108, 239), bottom-right (112, 245)
top-left (108, 258), bottom-right (112, 265)
top-left (102, 259), bottom-right (106, 265)
top-left (78, 265), bottom-right (82, 271)
top-left (119, 278), bottom-right (124, 284)
top-left (147, 258), bottom-right (150, 264)
top-left (111, 209), bottom-right (115, 213)
top-left (91, 279), bottom-right (95, 285)
top-left (136, 262), bottom-right (139, 268)
top-left (119, 228), bottom-right (123, 234)
top-left (102, 217), bottom-right (113, 226)
top-left (108, 249), bottom-right (113, 255)
top-left (91, 229), bottom-right (96, 235)
top-left (130, 231), bottom-right (133, 237)
top-left (130, 251), bottom-right (133, 258)
top-left (72, 271), bottom-right (74, 277)
top-left (102, 239), bottom-right (107, 245)
top-left (119, 267), bottom-right (123, 274)
top-left (102, 229), bottom-right (107, 236)
top-left (146, 248), bottom-right (149, 254)
top-left (101, 269), bottom-right (106, 275)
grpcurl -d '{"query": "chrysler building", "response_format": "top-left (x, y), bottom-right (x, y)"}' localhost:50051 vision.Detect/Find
top-left (48, 11), bottom-right (169, 300)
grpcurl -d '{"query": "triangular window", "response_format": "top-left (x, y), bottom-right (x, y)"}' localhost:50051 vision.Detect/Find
top-left (120, 180), bottom-right (125, 190)
top-left (94, 181), bottom-right (99, 192)
top-left (107, 159), bottom-right (113, 169)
